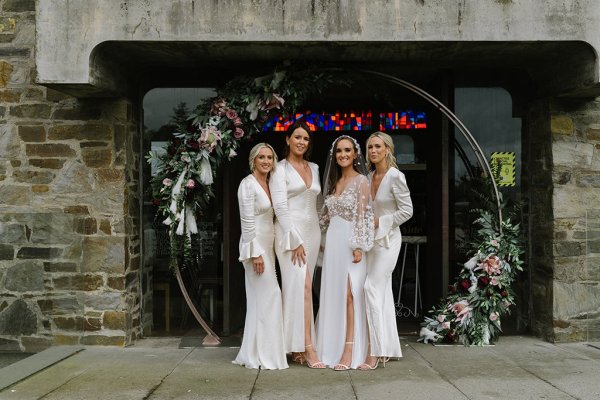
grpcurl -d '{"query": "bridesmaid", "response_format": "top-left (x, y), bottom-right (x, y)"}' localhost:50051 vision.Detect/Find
top-left (233, 143), bottom-right (288, 370)
top-left (270, 120), bottom-right (325, 369)
top-left (359, 131), bottom-right (413, 370)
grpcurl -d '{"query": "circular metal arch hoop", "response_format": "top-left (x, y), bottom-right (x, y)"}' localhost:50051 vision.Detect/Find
top-left (338, 68), bottom-right (504, 234)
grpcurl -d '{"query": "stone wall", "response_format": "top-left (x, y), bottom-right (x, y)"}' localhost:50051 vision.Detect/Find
top-left (0, 1), bottom-right (141, 351)
top-left (549, 98), bottom-right (600, 341)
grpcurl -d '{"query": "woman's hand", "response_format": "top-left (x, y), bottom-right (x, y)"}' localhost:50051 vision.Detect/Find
top-left (352, 249), bottom-right (362, 264)
top-left (291, 244), bottom-right (306, 267)
top-left (252, 255), bottom-right (265, 275)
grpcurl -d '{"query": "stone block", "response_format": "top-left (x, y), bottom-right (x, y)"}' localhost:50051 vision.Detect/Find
top-left (578, 174), bottom-right (600, 188)
top-left (99, 219), bottom-right (112, 235)
top-left (73, 217), bottom-right (97, 235)
top-left (82, 148), bottom-right (112, 168)
top-left (54, 334), bottom-right (80, 345)
top-left (17, 247), bottom-right (62, 259)
top-left (29, 158), bottom-right (66, 169)
top-left (0, 123), bottom-right (19, 158)
top-left (52, 104), bottom-right (102, 120)
top-left (553, 141), bottom-right (594, 168)
top-left (22, 88), bottom-right (45, 101)
top-left (29, 212), bottom-right (76, 245)
top-left (9, 104), bottom-right (52, 119)
top-left (0, 338), bottom-right (20, 351)
top-left (107, 276), bottom-right (125, 290)
top-left (45, 88), bottom-right (72, 102)
top-left (0, 244), bottom-right (15, 260)
top-left (554, 242), bottom-right (584, 257)
top-left (98, 168), bottom-right (124, 183)
top-left (0, 184), bottom-right (32, 205)
top-left (37, 296), bottom-right (81, 315)
top-left (81, 236), bottom-right (125, 273)
top-left (26, 143), bottom-right (75, 157)
top-left (552, 170), bottom-right (571, 185)
top-left (53, 316), bottom-right (84, 331)
top-left (80, 141), bottom-right (109, 148)
top-left (0, 61), bottom-right (13, 87)
top-left (43, 261), bottom-right (77, 272)
top-left (18, 125), bottom-right (45, 142)
top-left (0, 299), bottom-right (37, 335)
top-left (0, 89), bottom-right (21, 102)
top-left (78, 292), bottom-right (123, 310)
top-left (551, 115), bottom-right (574, 135)
top-left (84, 317), bottom-right (102, 331)
top-left (103, 311), bottom-right (126, 330)
top-left (13, 169), bottom-right (55, 184)
top-left (81, 335), bottom-right (125, 346)
top-left (31, 185), bottom-right (49, 193)
top-left (21, 336), bottom-right (52, 352)
top-left (48, 124), bottom-right (111, 141)
top-left (63, 205), bottom-right (89, 214)
top-left (554, 281), bottom-right (600, 319)
top-left (553, 187), bottom-right (599, 219)
top-left (4, 261), bottom-right (44, 292)
top-left (3, 0), bottom-right (35, 12)
top-left (53, 274), bottom-right (103, 291)
top-left (0, 223), bottom-right (25, 243)
top-left (0, 17), bottom-right (16, 34)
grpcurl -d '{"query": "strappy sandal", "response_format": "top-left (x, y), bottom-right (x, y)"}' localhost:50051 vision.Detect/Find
top-left (333, 342), bottom-right (353, 371)
top-left (304, 344), bottom-right (326, 369)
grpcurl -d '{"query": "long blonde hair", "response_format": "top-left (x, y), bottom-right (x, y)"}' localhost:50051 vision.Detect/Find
top-left (366, 131), bottom-right (398, 171)
top-left (248, 142), bottom-right (277, 175)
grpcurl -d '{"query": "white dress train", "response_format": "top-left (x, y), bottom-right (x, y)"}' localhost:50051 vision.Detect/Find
top-left (365, 167), bottom-right (413, 358)
top-left (316, 175), bottom-right (374, 369)
top-left (233, 175), bottom-right (288, 370)
top-left (270, 160), bottom-right (322, 353)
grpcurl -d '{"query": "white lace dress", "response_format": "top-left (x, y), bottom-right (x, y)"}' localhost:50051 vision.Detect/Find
top-left (233, 175), bottom-right (288, 370)
top-left (315, 174), bottom-right (374, 369)
top-left (269, 160), bottom-right (322, 353)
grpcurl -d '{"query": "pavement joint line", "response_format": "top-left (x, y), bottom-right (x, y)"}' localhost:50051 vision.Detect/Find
top-left (406, 342), bottom-right (471, 400)
top-left (489, 344), bottom-right (581, 400)
top-left (143, 347), bottom-right (195, 400)
top-left (347, 369), bottom-right (359, 400)
top-left (37, 369), bottom-right (89, 400)
top-left (248, 366), bottom-right (260, 399)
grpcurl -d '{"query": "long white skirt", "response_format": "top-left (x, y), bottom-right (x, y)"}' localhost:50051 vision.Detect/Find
top-left (315, 216), bottom-right (368, 369)
top-left (365, 229), bottom-right (403, 358)
top-left (233, 228), bottom-right (288, 369)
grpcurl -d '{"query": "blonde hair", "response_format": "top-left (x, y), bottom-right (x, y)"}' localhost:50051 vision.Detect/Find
top-left (366, 131), bottom-right (398, 171)
top-left (248, 143), bottom-right (277, 175)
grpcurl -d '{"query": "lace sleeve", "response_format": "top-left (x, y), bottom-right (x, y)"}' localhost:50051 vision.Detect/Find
top-left (350, 176), bottom-right (374, 251)
top-left (318, 193), bottom-right (330, 232)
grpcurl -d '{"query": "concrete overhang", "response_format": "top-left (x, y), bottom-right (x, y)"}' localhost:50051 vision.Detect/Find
top-left (36, 0), bottom-right (600, 99)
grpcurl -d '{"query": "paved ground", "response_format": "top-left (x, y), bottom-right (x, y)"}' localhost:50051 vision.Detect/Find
top-left (1, 336), bottom-right (599, 400)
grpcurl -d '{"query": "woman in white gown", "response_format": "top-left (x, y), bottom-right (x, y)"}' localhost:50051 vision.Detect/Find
top-left (359, 131), bottom-right (413, 370)
top-left (233, 143), bottom-right (288, 370)
top-left (270, 121), bottom-right (325, 368)
top-left (316, 135), bottom-right (374, 370)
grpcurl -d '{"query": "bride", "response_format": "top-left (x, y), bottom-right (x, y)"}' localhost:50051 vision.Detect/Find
top-left (316, 135), bottom-right (374, 370)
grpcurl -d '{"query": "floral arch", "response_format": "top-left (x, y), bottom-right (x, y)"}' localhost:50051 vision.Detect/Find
top-left (146, 64), bottom-right (523, 346)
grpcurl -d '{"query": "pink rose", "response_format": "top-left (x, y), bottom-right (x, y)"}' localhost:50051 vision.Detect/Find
top-left (491, 277), bottom-right (499, 286)
top-left (441, 321), bottom-right (451, 330)
top-left (234, 127), bottom-right (245, 139)
top-left (185, 179), bottom-right (196, 189)
top-left (233, 117), bottom-right (242, 126)
top-left (491, 239), bottom-right (499, 247)
top-left (481, 255), bottom-right (502, 275)
top-left (225, 109), bottom-right (238, 120)
top-left (437, 314), bottom-right (446, 322)
top-left (162, 178), bottom-right (172, 186)
top-left (489, 312), bottom-right (498, 322)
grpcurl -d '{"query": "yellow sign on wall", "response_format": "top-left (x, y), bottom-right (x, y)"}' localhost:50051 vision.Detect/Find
top-left (490, 152), bottom-right (516, 187)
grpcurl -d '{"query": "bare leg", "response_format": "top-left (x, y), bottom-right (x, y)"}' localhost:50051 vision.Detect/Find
top-left (303, 269), bottom-right (324, 368)
top-left (335, 277), bottom-right (354, 370)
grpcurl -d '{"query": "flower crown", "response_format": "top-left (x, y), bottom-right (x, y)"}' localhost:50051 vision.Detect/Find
top-left (329, 135), bottom-right (362, 156)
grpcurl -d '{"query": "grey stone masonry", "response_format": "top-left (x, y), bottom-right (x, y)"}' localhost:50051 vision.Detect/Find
top-left (550, 98), bottom-right (600, 342)
top-left (0, 3), bottom-right (141, 351)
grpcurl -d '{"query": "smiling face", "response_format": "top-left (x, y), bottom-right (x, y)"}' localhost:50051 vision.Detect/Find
top-left (335, 138), bottom-right (357, 169)
top-left (286, 127), bottom-right (310, 158)
top-left (367, 135), bottom-right (389, 166)
top-left (253, 146), bottom-right (274, 176)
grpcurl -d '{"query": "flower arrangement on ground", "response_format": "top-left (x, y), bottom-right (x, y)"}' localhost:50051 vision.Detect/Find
top-left (420, 192), bottom-right (524, 346)
top-left (146, 64), bottom-right (341, 268)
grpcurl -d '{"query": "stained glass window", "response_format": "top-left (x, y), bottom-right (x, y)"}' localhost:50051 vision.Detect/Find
top-left (262, 110), bottom-right (427, 132)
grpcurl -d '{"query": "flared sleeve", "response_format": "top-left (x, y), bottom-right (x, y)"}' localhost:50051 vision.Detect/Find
top-left (350, 176), bottom-right (374, 252)
top-left (269, 161), bottom-right (303, 251)
top-left (375, 170), bottom-right (413, 246)
top-left (237, 178), bottom-right (266, 262)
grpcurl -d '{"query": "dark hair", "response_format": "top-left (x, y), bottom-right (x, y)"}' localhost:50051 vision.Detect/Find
top-left (324, 136), bottom-right (362, 195)
top-left (282, 120), bottom-right (312, 160)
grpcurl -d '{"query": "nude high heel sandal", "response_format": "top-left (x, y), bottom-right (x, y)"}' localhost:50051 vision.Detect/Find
top-left (333, 342), bottom-right (353, 371)
top-left (304, 344), bottom-right (326, 369)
